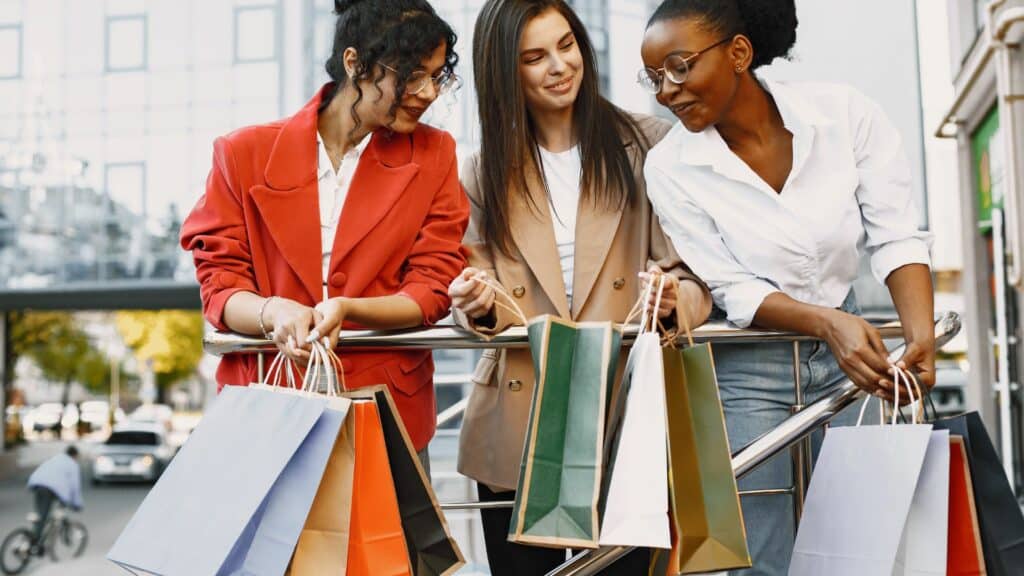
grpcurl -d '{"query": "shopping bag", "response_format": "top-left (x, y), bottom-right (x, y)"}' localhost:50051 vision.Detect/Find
top-left (948, 436), bottom-right (987, 575)
top-left (354, 386), bottom-right (465, 575)
top-left (288, 406), bottom-right (357, 575)
top-left (790, 380), bottom-right (933, 576)
top-left (108, 385), bottom-right (329, 575)
top-left (892, 429), bottom-right (950, 576)
top-left (508, 314), bottom-right (621, 548)
top-left (661, 340), bottom-right (750, 573)
top-left (932, 412), bottom-right (1024, 576)
top-left (598, 330), bottom-right (670, 548)
top-left (346, 401), bottom-right (413, 576)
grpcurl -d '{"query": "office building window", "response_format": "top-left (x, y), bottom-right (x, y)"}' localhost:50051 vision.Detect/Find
top-left (106, 15), bottom-right (148, 72)
top-left (235, 6), bottom-right (278, 63)
top-left (104, 162), bottom-right (147, 219)
top-left (0, 24), bottom-right (21, 79)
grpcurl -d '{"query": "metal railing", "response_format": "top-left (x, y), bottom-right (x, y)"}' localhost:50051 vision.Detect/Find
top-left (203, 311), bottom-right (962, 576)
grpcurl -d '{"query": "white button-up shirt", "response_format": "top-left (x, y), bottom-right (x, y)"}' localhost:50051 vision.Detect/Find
top-left (645, 80), bottom-right (931, 328)
top-left (317, 132), bottom-right (372, 298)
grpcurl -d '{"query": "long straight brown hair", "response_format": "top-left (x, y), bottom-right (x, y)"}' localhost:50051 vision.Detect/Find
top-left (473, 0), bottom-right (647, 256)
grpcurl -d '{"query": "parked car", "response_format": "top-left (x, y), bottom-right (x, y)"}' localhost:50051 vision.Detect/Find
top-left (128, 404), bottom-right (174, 431)
top-left (78, 400), bottom-right (124, 434)
top-left (91, 423), bottom-right (175, 484)
top-left (31, 403), bottom-right (64, 434)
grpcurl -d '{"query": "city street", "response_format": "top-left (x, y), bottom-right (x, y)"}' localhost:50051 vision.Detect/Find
top-left (0, 435), bottom-right (490, 575)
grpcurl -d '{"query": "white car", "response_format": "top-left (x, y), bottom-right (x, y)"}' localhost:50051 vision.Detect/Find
top-left (129, 404), bottom-right (174, 431)
top-left (78, 400), bottom-right (124, 433)
top-left (91, 423), bottom-right (175, 484)
top-left (31, 403), bottom-right (64, 433)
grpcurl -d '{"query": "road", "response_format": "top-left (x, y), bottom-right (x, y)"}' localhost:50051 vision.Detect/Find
top-left (0, 435), bottom-right (491, 575)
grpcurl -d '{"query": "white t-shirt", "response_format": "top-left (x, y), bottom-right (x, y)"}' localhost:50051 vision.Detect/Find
top-left (539, 145), bottom-right (582, 307)
top-left (317, 132), bottom-right (372, 301)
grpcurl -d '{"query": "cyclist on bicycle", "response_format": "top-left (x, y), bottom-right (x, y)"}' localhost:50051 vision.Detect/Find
top-left (25, 446), bottom-right (82, 552)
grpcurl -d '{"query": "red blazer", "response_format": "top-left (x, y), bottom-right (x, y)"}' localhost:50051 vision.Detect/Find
top-left (180, 84), bottom-right (470, 450)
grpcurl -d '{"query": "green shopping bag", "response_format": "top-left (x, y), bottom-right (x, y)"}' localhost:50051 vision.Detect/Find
top-left (508, 314), bottom-right (622, 548)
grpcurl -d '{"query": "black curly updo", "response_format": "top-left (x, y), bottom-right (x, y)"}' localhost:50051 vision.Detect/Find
top-left (648, 0), bottom-right (797, 70)
top-left (322, 0), bottom-right (458, 132)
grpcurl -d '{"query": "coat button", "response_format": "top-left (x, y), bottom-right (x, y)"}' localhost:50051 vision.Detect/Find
top-left (612, 277), bottom-right (626, 290)
top-left (330, 272), bottom-right (347, 288)
top-left (512, 286), bottom-right (526, 298)
top-left (508, 379), bottom-right (523, 392)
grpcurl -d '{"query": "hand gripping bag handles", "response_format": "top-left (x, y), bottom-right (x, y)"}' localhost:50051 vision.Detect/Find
top-left (476, 276), bottom-right (622, 549)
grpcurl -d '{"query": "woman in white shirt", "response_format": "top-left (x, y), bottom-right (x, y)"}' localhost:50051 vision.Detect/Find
top-left (446, 1), bottom-right (711, 574)
top-left (639, 0), bottom-right (935, 574)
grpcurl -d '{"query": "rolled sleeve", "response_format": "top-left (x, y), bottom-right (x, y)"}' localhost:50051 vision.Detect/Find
top-left (645, 162), bottom-right (779, 328)
top-left (870, 237), bottom-right (932, 285)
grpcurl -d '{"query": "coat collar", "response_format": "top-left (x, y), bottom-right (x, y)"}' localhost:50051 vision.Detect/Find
top-left (251, 84), bottom-right (420, 303)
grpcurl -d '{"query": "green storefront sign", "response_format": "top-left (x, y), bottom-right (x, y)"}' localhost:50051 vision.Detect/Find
top-left (972, 106), bottom-right (1003, 233)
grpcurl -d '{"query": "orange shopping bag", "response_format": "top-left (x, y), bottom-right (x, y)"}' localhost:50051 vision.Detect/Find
top-left (948, 436), bottom-right (987, 575)
top-left (347, 401), bottom-right (413, 576)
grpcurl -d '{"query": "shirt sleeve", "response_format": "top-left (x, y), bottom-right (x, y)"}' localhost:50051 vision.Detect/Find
top-left (849, 89), bottom-right (933, 283)
top-left (645, 161), bottom-right (779, 328)
top-left (68, 462), bottom-right (83, 509)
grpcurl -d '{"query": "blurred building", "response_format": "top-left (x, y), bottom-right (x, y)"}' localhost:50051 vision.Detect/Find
top-left (938, 0), bottom-right (1024, 489)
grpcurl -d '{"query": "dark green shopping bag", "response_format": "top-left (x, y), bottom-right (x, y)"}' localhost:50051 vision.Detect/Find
top-left (508, 314), bottom-right (622, 548)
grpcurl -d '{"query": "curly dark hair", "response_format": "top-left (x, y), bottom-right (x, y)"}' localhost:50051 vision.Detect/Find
top-left (322, 0), bottom-right (459, 137)
top-left (648, 0), bottom-right (797, 70)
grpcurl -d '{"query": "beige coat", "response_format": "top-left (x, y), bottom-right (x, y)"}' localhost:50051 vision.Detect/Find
top-left (455, 114), bottom-right (706, 491)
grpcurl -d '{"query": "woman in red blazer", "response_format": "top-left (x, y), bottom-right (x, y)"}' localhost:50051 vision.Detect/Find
top-left (179, 0), bottom-right (469, 453)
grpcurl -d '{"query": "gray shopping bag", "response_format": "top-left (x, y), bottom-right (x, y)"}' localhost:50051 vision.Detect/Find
top-left (790, 398), bottom-right (933, 576)
top-left (108, 385), bottom-right (329, 575)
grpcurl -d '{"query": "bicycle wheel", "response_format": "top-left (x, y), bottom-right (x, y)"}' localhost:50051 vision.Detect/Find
top-left (0, 528), bottom-right (33, 575)
top-left (47, 520), bottom-right (87, 561)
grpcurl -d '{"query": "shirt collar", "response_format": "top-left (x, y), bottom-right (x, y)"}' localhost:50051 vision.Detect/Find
top-left (676, 79), bottom-right (832, 167)
top-left (316, 132), bottom-right (373, 179)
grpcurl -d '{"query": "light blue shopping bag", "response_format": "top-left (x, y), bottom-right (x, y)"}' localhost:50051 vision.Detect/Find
top-left (108, 385), bottom-right (329, 575)
top-left (219, 397), bottom-right (351, 576)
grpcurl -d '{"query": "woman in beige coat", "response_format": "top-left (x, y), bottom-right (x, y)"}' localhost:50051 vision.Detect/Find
top-left (447, 1), bottom-right (711, 574)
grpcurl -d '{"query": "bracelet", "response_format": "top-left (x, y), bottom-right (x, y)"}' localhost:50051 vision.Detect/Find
top-left (257, 296), bottom-right (277, 339)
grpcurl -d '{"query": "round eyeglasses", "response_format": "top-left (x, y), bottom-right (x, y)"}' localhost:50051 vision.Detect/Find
top-left (636, 37), bottom-right (732, 95)
top-left (380, 63), bottom-right (462, 97)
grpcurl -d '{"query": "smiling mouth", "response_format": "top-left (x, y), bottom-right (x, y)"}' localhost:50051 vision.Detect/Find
top-left (402, 106), bottom-right (426, 118)
top-left (545, 76), bottom-right (574, 92)
top-left (671, 101), bottom-right (697, 115)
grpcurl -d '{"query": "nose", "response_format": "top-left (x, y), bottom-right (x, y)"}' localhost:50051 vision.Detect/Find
top-left (416, 78), bottom-right (439, 103)
top-left (548, 53), bottom-right (567, 75)
top-left (659, 74), bottom-right (682, 100)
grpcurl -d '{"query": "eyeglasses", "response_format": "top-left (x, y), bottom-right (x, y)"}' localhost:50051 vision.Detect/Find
top-left (636, 37), bottom-right (732, 95)
top-left (379, 63), bottom-right (462, 96)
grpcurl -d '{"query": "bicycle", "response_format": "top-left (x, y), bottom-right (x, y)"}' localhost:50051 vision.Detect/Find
top-left (0, 505), bottom-right (88, 575)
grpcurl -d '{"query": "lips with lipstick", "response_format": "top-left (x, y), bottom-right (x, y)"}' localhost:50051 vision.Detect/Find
top-left (671, 100), bottom-right (698, 117)
top-left (401, 105), bottom-right (427, 120)
top-left (544, 75), bottom-right (575, 95)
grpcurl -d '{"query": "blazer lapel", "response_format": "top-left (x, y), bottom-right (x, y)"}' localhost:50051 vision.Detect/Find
top-left (571, 196), bottom-right (624, 319)
top-left (250, 85), bottom-right (330, 303)
top-left (509, 166), bottom-right (571, 319)
top-left (331, 132), bottom-right (419, 266)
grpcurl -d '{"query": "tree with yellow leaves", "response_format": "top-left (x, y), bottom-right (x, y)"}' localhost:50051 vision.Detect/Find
top-left (115, 310), bottom-right (205, 401)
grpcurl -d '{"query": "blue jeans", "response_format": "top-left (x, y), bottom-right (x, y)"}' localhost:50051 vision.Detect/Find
top-left (715, 293), bottom-right (866, 576)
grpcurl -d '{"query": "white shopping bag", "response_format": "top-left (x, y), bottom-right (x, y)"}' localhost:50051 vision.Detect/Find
top-left (892, 429), bottom-right (950, 576)
top-left (599, 277), bottom-right (670, 548)
top-left (790, 372), bottom-right (933, 576)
